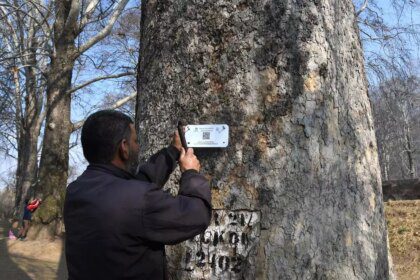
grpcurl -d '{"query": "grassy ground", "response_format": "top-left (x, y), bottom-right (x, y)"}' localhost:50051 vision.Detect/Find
top-left (385, 200), bottom-right (420, 280)
top-left (0, 201), bottom-right (418, 279)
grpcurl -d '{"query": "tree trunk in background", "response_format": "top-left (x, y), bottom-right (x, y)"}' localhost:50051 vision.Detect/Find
top-left (34, 1), bottom-right (75, 236)
top-left (403, 117), bottom-right (416, 179)
top-left (137, 0), bottom-right (391, 279)
top-left (14, 46), bottom-right (43, 219)
top-left (31, 0), bottom-right (130, 238)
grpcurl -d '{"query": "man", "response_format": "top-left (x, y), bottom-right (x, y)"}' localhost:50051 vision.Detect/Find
top-left (64, 110), bottom-right (211, 279)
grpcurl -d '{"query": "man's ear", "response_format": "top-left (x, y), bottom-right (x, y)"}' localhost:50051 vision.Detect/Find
top-left (119, 139), bottom-right (130, 161)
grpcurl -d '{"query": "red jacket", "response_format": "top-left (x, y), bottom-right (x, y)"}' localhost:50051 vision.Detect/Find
top-left (27, 199), bottom-right (41, 212)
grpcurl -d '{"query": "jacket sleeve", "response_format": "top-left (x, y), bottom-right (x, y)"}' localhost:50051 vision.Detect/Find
top-left (139, 170), bottom-right (212, 245)
top-left (27, 199), bottom-right (40, 212)
top-left (135, 146), bottom-right (180, 187)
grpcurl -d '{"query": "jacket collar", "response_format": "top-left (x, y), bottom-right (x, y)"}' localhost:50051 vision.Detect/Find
top-left (87, 163), bottom-right (135, 180)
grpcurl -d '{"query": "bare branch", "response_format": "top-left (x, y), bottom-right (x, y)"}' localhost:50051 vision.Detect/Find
top-left (0, 5), bottom-right (20, 49)
top-left (71, 91), bottom-right (136, 132)
top-left (76, 0), bottom-right (129, 56)
top-left (25, 0), bottom-right (54, 40)
top-left (63, 0), bottom-right (82, 35)
top-left (79, 0), bottom-right (100, 29)
top-left (356, 0), bottom-right (369, 17)
top-left (108, 92), bottom-right (136, 110)
top-left (67, 71), bottom-right (135, 95)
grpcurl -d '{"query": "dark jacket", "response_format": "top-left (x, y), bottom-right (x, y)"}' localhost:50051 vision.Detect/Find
top-left (63, 146), bottom-right (211, 280)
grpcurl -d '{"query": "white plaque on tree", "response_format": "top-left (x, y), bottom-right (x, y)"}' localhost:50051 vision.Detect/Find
top-left (184, 124), bottom-right (229, 148)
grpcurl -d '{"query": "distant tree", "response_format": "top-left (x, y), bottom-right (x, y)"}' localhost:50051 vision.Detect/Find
top-left (0, 0), bottom-right (137, 233)
top-left (0, 171), bottom-right (16, 219)
top-left (355, 0), bottom-right (419, 180)
top-left (354, 0), bottom-right (419, 82)
top-left (371, 76), bottom-right (419, 180)
top-left (0, 68), bottom-right (16, 159)
top-left (0, 1), bottom-right (49, 218)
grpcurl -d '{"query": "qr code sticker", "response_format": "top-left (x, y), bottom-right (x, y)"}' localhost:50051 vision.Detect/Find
top-left (202, 132), bottom-right (210, 140)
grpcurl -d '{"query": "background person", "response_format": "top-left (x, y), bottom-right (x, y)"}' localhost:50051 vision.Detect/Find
top-left (17, 198), bottom-right (41, 240)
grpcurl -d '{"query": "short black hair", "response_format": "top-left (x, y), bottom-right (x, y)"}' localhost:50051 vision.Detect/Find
top-left (81, 110), bottom-right (134, 164)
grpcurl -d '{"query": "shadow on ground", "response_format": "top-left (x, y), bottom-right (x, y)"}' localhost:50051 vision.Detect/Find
top-left (0, 220), bottom-right (31, 279)
top-left (57, 238), bottom-right (67, 279)
top-left (0, 219), bottom-right (68, 279)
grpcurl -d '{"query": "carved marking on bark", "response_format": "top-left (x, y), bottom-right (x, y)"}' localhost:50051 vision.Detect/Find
top-left (180, 210), bottom-right (260, 278)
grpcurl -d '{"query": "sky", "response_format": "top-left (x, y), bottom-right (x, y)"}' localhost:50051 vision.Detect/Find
top-left (0, 0), bottom-right (419, 189)
top-left (360, 1), bottom-right (420, 83)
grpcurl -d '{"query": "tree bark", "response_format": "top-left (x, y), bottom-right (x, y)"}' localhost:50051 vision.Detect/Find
top-left (33, 0), bottom-right (131, 236)
top-left (13, 48), bottom-right (43, 220)
top-left (34, 0), bottom-right (76, 233)
top-left (137, 0), bottom-right (391, 279)
top-left (403, 122), bottom-right (416, 179)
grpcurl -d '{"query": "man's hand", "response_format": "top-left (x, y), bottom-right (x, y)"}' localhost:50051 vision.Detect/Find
top-left (179, 148), bottom-right (201, 172)
top-left (172, 130), bottom-right (183, 152)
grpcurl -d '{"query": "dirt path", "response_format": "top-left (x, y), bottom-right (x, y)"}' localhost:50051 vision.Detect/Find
top-left (0, 220), bottom-right (67, 279)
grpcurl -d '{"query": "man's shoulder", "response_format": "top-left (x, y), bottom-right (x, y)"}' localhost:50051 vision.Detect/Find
top-left (67, 168), bottom-right (158, 193)
top-left (64, 170), bottom-right (159, 213)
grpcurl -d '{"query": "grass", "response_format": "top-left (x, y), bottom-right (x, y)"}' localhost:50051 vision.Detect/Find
top-left (385, 200), bottom-right (420, 280)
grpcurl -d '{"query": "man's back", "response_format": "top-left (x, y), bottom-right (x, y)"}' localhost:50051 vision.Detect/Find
top-left (64, 160), bottom-right (211, 279)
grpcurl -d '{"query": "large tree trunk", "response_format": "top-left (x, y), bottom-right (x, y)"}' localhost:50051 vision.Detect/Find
top-left (137, 0), bottom-right (391, 279)
top-left (34, 1), bottom-right (75, 236)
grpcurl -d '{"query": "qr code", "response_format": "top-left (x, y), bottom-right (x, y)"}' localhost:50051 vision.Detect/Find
top-left (202, 132), bottom-right (210, 140)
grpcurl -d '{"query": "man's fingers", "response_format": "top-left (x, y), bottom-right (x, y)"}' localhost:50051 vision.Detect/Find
top-left (179, 147), bottom-right (200, 172)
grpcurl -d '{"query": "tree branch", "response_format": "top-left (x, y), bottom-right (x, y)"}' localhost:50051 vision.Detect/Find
top-left (76, 0), bottom-right (129, 56)
top-left (0, 5), bottom-right (20, 49)
top-left (71, 92), bottom-right (136, 132)
top-left (79, 0), bottom-right (100, 29)
top-left (67, 71), bottom-right (135, 95)
top-left (63, 0), bottom-right (81, 35)
top-left (108, 92), bottom-right (136, 110)
top-left (356, 0), bottom-right (369, 17)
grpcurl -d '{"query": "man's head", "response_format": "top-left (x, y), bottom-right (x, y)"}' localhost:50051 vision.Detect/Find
top-left (81, 110), bottom-right (140, 174)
